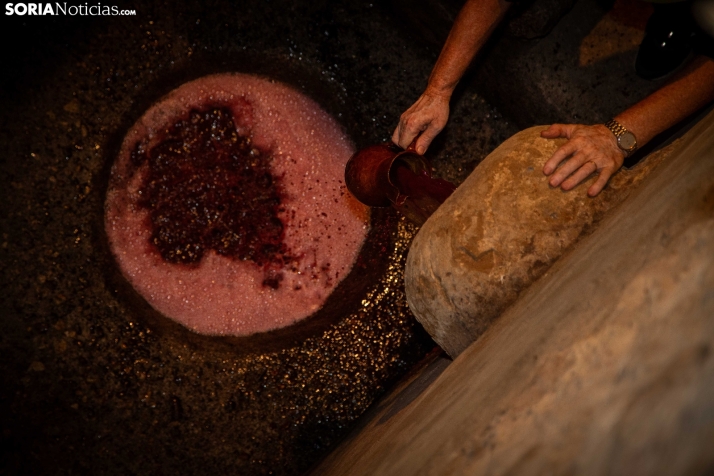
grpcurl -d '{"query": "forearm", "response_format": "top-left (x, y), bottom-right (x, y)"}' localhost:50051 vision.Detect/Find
top-left (426, 0), bottom-right (511, 98)
top-left (393, 0), bottom-right (510, 151)
top-left (616, 56), bottom-right (714, 146)
top-left (541, 56), bottom-right (714, 197)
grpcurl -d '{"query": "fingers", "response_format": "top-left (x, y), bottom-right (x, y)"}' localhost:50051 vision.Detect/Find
top-left (414, 120), bottom-right (446, 155)
top-left (390, 127), bottom-right (401, 147)
top-left (397, 115), bottom-right (424, 149)
top-left (540, 124), bottom-right (562, 138)
top-left (587, 167), bottom-right (614, 197)
top-left (561, 161), bottom-right (598, 190)
top-left (541, 123), bottom-right (625, 196)
top-left (540, 123), bottom-right (576, 139)
top-left (547, 150), bottom-right (590, 187)
top-left (392, 97), bottom-right (429, 149)
top-left (392, 93), bottom-right (450, 153)
top-left (543, 140), bottom-right (578, 175)
top-left (392, 117), bottom-right (423, 151)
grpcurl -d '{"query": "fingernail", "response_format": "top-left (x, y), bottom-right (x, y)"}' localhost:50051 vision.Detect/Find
top-left (417, 146), bottom-right (425, 155)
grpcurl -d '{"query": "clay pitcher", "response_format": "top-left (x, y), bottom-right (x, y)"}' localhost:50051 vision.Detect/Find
top-left (345, 141), bottom-right (456, 225)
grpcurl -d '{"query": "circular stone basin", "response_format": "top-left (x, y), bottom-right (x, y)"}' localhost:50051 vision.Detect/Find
top-left (105, 73), bottom-right (369, 336)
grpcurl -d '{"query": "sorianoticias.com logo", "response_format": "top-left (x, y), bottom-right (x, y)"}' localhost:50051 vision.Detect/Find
top-left (5, 3), bottom-right (136, 15)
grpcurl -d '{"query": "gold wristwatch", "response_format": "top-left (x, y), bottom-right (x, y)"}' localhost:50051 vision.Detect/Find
top-left (604, 119), bottom-right (637, 157)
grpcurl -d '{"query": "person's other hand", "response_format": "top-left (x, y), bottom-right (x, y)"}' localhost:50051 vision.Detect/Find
top-left (541, 124), bottom-right (625, 197)
top-left (392, 90), bottom-right (450, 154)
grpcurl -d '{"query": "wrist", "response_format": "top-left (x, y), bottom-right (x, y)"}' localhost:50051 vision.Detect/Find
top-left (424, 82), bottom-right (455, 100)
top-left (604, 119), bottom-right (638, 158)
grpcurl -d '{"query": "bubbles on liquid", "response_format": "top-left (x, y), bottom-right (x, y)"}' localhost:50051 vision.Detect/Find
top-left (105, 73), bottom-right (369, 336)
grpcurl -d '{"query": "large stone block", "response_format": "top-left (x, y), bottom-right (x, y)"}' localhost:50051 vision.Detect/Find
top-left (405, 125), bottom-right (670, 357)
top-left (314, 108), bottom-right (714, 476)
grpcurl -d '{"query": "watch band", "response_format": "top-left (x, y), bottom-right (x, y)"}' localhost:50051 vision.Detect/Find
top-left (604, 119), bottom-right (627, 137)
top-left (604, 119), bottom-right (637, 157)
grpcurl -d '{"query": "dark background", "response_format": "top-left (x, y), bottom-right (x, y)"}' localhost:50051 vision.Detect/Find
top-left (0, 1), bottom-right (514, 475)
top-left (0, 0), bottom-right (671, 474)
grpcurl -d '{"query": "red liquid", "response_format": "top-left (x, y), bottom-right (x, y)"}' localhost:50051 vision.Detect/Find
top-left (105, 73), bottom-right (369, 335)
top-left (390, 163), bottom-right (456, 205)
top-left (387, 161), bottom-right (456, 225)
top-left (132, 107), bottom-right (291, 285)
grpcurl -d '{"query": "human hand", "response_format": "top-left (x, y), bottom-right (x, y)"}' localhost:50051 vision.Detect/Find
top-left (392, 90), bottom-right (450, 154)
top-left (541, 123), bottom-right (625, 197)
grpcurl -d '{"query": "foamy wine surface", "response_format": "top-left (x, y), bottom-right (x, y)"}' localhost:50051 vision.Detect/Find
top-left (105, 74), bottom-right (369, 336)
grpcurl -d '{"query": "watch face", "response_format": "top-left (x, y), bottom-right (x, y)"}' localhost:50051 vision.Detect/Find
top-left (618, 131), bottom-right (637, 151)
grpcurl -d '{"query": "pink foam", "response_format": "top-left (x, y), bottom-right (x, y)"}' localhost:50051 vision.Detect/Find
top-left (105, 73), bottom-right (369, 336)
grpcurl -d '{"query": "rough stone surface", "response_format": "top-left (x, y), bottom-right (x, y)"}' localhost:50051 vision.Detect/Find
top-left (405, 126), bottom-right (672, 357)
top-left (314, 110), bottom-right (714, 476)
